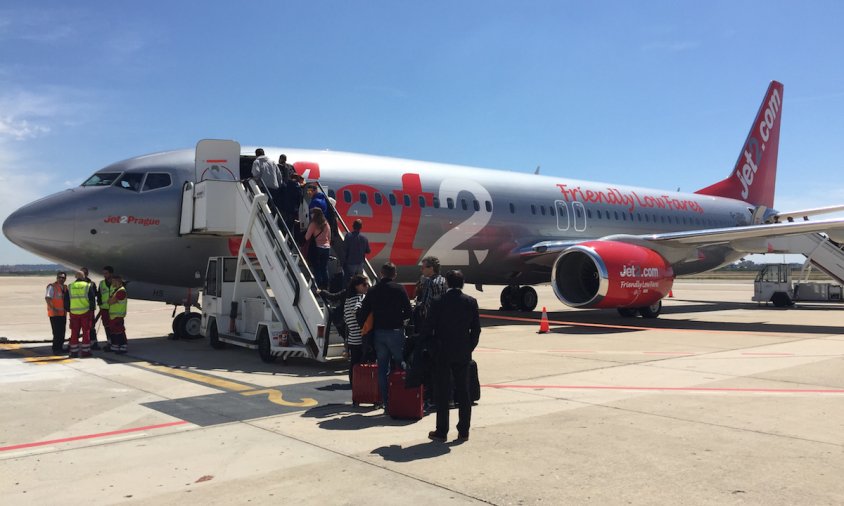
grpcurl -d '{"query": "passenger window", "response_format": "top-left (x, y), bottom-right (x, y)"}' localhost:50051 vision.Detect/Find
top-left (359, 192), bottom-right (368, 205)
top-left (531, 205), bottom-right (537, 215)
top-left (622, 212), bottom-right (626, 221)
top-left (419, 196), bottom-right (426, 208)
top-left (461, 199), bottom-right (468, 210)
top-left (550, 205), bottom-right (555, 216)
top-left (115, 173), bottom-right (144, 192)
top-left (447, 198), bottom-right (454, 209)
top-left (587, 210), bottom-right (592, 219)
top-left (614, 211), bottom-right (619, 220)
top-left (403, 195), bottom-right (411, 207)
top-left (540, 206), bottom-right (546, 216)
top-left (389, 194), bottom-right (397, 206)
top-left (328, 189), bottom-right (336, 200)
top-left (374, 193), bottom-right (383, 205)
top-left (473, 200), bottom-right (480, 211)
top-left (343, 190), bottom-right (352, 203)
top-left (509, 203), bottom-right (515, 214)
top-left (637, 213), bottom-right (642, 222)
top-left (142, 173), bottom-right (171, 191)
top-left (485, 201), bottom-right (492, 212)
top-left (433, 196), bottom-right (440, 208)
top-left (576, 208), bottom-right (582, 218)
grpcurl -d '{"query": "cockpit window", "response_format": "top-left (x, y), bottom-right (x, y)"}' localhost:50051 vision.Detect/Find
top-left (114, 173), bottom-right (144, 192)
top-left (142, 173), bottom-right (172, 191)
top-left (81, 172), bottom-right (122, 186)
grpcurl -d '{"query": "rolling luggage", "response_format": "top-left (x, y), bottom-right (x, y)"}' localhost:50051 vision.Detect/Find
top-left (387, 369), bottom-right (424, 420)
top-left (352, 363), bottom-right (381, 406)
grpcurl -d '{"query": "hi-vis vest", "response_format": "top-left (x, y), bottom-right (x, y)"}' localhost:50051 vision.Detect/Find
top-left (46, 282), bottom-right (66, 317)
top-left (69, 280), bottom-right (93, 315)
top-left (109, 287), bottom-right (128, 318)
top-left (99, 280), bottom-right (114, 310)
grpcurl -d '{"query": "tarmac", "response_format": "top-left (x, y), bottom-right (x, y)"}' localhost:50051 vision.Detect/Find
top-left (1, 276), bottom-right (843, 505)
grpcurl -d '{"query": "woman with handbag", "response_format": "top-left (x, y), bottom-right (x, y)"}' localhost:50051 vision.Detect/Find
top-left (342, 274), bottom-right (370, 385)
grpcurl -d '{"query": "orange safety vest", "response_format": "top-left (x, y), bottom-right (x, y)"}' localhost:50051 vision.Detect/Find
top-left (47, 282), bottom-right (66, 317)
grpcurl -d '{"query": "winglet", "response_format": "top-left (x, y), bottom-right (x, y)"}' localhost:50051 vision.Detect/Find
top-left (695, 81), bottom-right (783, 208)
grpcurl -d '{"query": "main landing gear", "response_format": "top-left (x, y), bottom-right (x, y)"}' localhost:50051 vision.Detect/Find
top-left (500, 285), bottom-right (538, 312)
top-left (617, 300), bottom-right (662, 318)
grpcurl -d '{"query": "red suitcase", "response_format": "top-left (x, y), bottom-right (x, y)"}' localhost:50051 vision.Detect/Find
top-left (387, 369), bottom-right (424, 420)
top-left (352, 363), bottom-right (381, 406)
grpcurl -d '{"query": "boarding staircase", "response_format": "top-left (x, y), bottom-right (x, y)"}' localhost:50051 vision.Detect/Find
top-left (765, 232), bottom-right (844, 284)
top-left (180, 140), bottom-right (378, 361)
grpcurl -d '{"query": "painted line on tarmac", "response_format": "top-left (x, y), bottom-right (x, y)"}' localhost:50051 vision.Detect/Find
top-left (0, 343), bottom-right (76, 365)
top-left (0, 420), bottom-right (190, 453)
top-left (129, 361), bottom-right (255, 392)
top-left (483, 384), bottom-right (844, 394)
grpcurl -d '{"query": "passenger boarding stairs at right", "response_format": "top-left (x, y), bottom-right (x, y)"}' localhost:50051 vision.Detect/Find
top-left (765, 232), bottom-right (844, 284)
top-left (181, 175), bottom-right (377, 363)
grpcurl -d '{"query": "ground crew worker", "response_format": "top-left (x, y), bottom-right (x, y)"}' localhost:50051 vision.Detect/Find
top-left (98, 266), bottom-right (115, 350)
top-left (68, 270), bottom-right (96, 358)
top-left (80, 266), bottom-right (101, 349)
top-left (107, 276), bottom-right (129, 354)
top-left (45, 271), bottom-right (69, 355)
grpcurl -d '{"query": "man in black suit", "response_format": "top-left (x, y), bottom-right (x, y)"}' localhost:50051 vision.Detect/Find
top-left (423, 270), bottom-right (481, 442)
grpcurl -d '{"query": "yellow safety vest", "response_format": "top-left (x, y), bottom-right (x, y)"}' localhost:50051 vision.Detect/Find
top-left (99, 280), bottom-right (114, 310)
top-left (109, 287), bottom-right (128, 318)
top-left (46, 282), bottom-right (66, 317)
top-left (69, 280), bottom-right (93, 315)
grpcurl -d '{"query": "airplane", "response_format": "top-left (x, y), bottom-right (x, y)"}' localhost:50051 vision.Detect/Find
top-left (6, 80), bottom-right (844, 337)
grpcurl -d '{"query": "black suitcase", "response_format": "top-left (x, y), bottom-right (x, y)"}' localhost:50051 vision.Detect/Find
top-left (467, 359), bottom-right (481, 402)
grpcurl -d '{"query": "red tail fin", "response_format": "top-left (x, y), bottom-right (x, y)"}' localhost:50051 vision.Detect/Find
top-left (695, 81), bottom-right (783, 208)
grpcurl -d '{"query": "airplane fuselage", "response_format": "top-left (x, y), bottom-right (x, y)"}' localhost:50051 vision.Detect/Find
top-left (6, 146), bottom-right (753, 295)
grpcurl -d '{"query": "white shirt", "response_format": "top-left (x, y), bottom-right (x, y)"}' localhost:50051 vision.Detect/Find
top-left (251, 155), bottom-right (281, 189)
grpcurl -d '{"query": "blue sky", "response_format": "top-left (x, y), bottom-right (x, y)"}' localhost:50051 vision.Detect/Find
top-left (2, 1), bottom-right (843, 264)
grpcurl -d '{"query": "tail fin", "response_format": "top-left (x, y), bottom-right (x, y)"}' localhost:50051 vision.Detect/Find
top-left (695, 81), bottom-right (783, 208)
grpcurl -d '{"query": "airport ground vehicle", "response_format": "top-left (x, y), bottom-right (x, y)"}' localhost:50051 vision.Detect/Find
top-left (197, 173), bottom-right (377, 363)
top-left (752, 263), bottom-right (843, 307)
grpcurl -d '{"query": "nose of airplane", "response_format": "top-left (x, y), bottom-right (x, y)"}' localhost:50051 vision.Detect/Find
top-left (3, 191), bottom-right (77, 261)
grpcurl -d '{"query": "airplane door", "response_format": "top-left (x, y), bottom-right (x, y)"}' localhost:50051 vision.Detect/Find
top-left (195, 139), bottom-right (240, 182)
top-left (572, 201), bottom-right (586, 231)
top-left (179, 182), bottom-right (195, 235)
top-left (555, 200), bottom-right (570, 231)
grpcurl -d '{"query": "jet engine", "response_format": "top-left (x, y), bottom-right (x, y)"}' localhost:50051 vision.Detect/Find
top-left (551, 241), bottom-right (674, 310)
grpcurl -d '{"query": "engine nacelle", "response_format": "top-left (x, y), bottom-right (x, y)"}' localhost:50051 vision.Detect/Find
top-left (551, 241), bottom-right (674, 309)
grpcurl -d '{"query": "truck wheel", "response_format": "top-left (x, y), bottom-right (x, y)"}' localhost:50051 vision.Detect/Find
top-left (208, 320), bottom-right (224, 349)
top-left (771, 292), bottom-right (793, 308)
top-left (258, 328), bottom-right (275, 363)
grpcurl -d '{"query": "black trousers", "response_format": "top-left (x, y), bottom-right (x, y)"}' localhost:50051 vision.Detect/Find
top-left (347, 343), bottom-right (363, 385)
top-left (49, 315), bottom-right (66, 353)
top-left (434, 360), bottom-right (471, 435)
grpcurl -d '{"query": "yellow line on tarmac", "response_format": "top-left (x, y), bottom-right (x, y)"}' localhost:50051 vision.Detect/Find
top-left (131, 362), bottom-right (253, 392)
top-left (1, 344), bottom-right (76, 365)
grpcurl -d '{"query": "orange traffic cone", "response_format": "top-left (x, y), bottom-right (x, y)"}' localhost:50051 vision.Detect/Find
top-left (538, 307), bottom-right (550, 333)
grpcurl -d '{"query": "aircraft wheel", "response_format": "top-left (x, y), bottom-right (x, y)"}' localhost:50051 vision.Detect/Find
top-left (638, 300), bottom-right (662, 318)
top-left (617, 308), bottom-right (638, 317)
top-left (500, 286), bottom-right (516, 310)
top-left (518, 286), bottom-right (538, 312)
top-left (771, 292), bottom-right (793, 308)
top-left (172, 312), bottom-right (187, 337)
top-left (208, 320), bottom-right (224, 349)
top-left (258, 328), bottom-right (275, 363)
top-left (180, 312), bottom-right (203, 339)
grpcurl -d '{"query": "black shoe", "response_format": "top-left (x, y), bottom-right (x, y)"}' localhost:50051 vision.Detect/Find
top-left (69, 351), bottom-right (79, 358)
top-left (456, 432), bottom-right (469, 442)
top-left (90, 342), bottom-right (101, 350)
top-left (428, 431), bottom-right (446, 442)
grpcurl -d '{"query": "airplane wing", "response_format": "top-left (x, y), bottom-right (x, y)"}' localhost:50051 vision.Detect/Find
top-left (767, 204), bottom-right (844, 223)
top-left (522, 217), bottom-right (844, 267)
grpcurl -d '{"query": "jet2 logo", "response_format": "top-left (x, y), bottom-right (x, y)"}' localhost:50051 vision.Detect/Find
top-left (737, 88), bottom-right (781, 199)
top-left (618, 265), bottom-right (660, 278)
top-left (103, 215), bottom-right (161, 226)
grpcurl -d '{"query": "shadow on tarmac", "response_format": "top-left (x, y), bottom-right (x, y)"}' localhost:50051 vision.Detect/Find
top-left (371, 441), bottom-right (455, 462)
top-left (302, 403), bottom-right (424, 431)
top-left (483, 299), bottom-right (844, 336)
